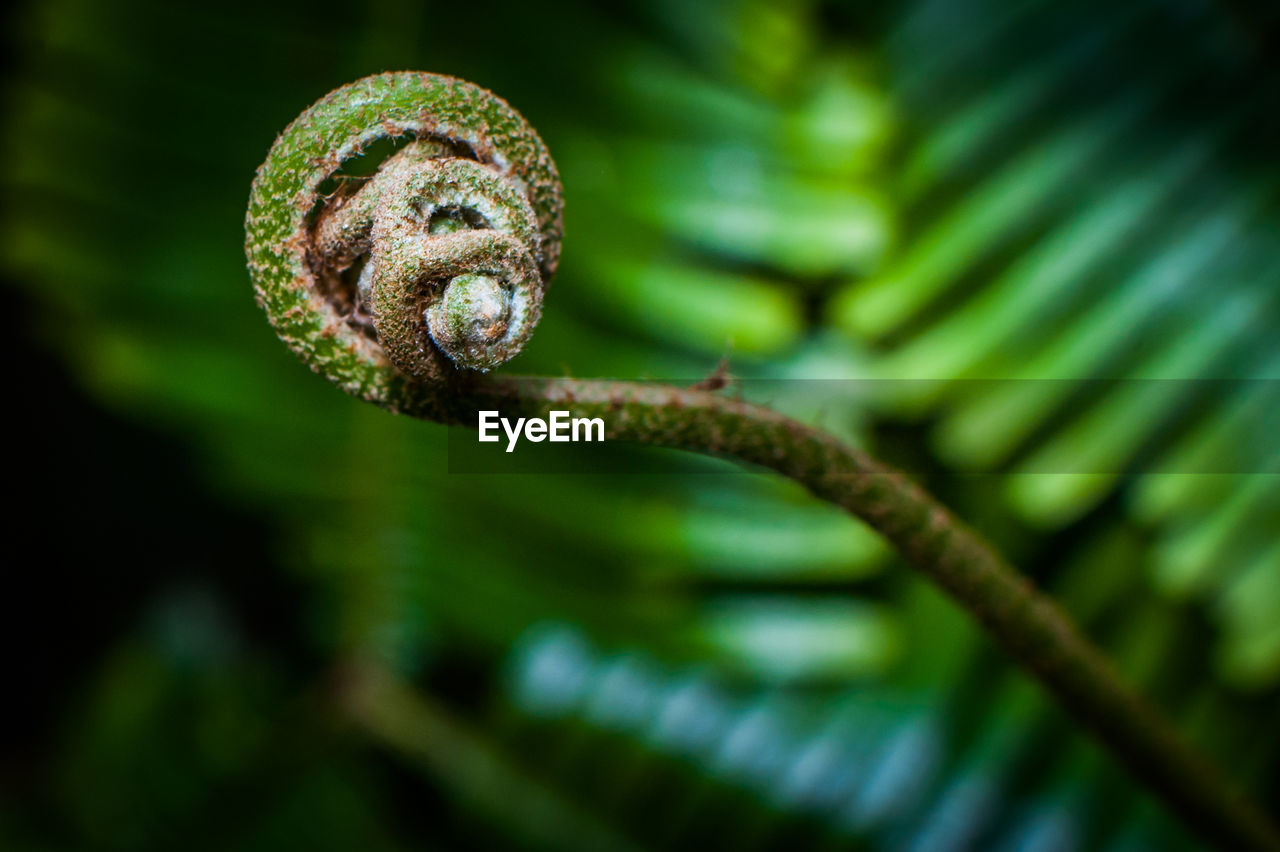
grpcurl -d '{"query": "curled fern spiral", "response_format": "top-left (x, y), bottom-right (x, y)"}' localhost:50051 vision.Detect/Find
top-left (245, 71), bottom-right (562, 415)
top-left (244, 72), bottom-right (1280, 852)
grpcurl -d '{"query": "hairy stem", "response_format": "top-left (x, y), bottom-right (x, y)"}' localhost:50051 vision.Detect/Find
top-left (246, 73), bottom-right (1279, 851)
top-left (441, 375), bottom-right (1280, 852)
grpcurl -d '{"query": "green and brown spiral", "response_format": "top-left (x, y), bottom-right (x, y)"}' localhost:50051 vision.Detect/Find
top-left (245, 71), bottom-right (562, 417)
top-left (244, 73), bottom-right (1280, 852)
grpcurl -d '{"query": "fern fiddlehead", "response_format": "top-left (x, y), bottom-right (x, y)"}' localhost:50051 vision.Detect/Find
top-left (245, 71), bottom-right (561, 416)
top-left (245, 72), bottom-right (1280, 852)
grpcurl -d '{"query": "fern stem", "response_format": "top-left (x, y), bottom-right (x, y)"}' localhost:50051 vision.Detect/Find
top-left (246, 73), bottom-right (1279, 851)
top-left (442, 376), bottom-right (1280, 852)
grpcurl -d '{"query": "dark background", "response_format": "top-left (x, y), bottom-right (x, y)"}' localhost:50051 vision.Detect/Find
top-left (3, 0), bottom-right (1278, 849)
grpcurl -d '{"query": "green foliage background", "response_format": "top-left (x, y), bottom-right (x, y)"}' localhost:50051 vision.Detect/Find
top-left (2, 0), bottom-right (1277, 849)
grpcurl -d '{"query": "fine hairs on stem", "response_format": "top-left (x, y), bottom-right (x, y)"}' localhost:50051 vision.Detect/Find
top-left (245, 72), bottom-right (1280, 851)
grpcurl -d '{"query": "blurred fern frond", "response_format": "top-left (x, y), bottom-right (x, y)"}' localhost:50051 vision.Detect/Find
top-left (850, 0), bottom-right (1280, 690)
top-left (3, 0), bottom-right (1279, 849)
